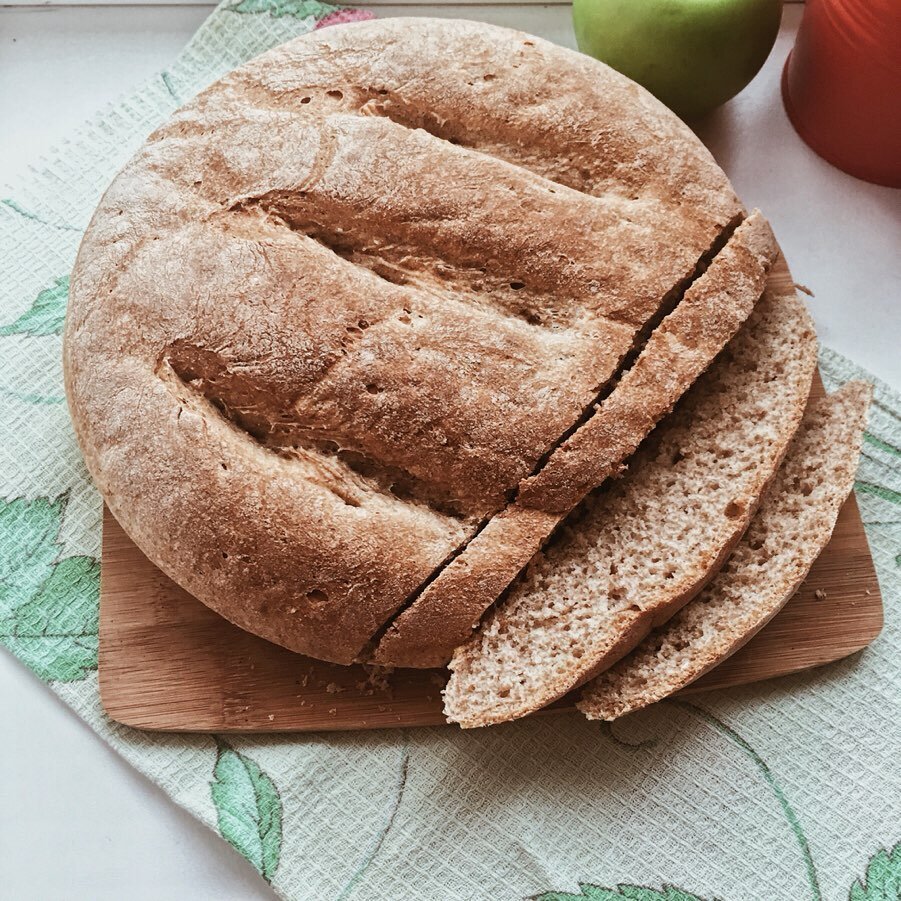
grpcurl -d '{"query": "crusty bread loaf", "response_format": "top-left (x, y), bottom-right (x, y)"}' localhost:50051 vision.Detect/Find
top-left (579, 381), bottom-right (871, 721)
top-left (64, 19), bottom-right (747, 664)
top-left (444, 281), bottom-right (817, 727)
top-left (373, 212), bottom-right (778, 667)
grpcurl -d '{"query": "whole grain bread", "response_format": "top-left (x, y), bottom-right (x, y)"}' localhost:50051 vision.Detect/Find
top-left (578, 381), bottom-right (871, 721)
top-left (444, 279), bottom-right (817, 727)
top-left (373, 212), bottom-right (777, 667)
top-left (64, 19), bottom-right (746, 664)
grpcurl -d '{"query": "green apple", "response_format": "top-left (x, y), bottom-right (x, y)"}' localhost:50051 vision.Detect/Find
top-left (572, 0), bottom-right (782, 120)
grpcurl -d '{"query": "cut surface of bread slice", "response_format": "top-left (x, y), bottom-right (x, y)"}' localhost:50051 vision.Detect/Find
top-left (444, 283), bottom-right (817, 728)
top-left (373, 212), bottom-right (777, 667)
top-left (65, 18), bottom-right (747, 664)
top-left (578, 381), bottom-right (872, 721)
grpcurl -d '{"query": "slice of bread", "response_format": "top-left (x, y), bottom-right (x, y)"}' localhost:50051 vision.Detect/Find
top-left (579, 381), bottom-right (871, 721)
top-left (372, 213), bottom-right (777, 667)
top-left (444, 283), bottom-right (817, 727)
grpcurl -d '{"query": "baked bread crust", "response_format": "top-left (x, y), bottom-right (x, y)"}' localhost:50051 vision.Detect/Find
top-left (64, 18), bottom-right (743, 664)
top-left (373, 211), bottom-right (777, 667)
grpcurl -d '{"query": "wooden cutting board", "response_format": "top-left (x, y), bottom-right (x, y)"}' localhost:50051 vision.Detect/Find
top-left (98, 411), bottom-right (883, 732)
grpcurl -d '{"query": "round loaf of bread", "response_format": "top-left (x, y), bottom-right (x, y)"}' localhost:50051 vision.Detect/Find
top-left (64, 18), bottom-right (744, 665)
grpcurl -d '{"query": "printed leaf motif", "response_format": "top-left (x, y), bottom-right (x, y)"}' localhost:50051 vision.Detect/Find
top-left (0, 275), bottom-right (69, 337)
top-left (0, 556), bottom-right (100, 681)
top-left (0, 198), bottom-right (81, 233)
top-left (0, 496), bottom-right (100, 682)
top-left (863, 432), bottom-right (901, 460)
top-left (535, 884), bottom-right (708, 901)
top-left (849, 843), bottom-right (901, 901)
top-left (211, 741), bottom-right (283, 883)
top-left (0, 496), bottom-right (64, 611)
top-left (856, 481), bottom-right (901, 506)
top-left (226, 0), bottom-right (337, 20)
top-left (4, 633), bottom-right (98, 682)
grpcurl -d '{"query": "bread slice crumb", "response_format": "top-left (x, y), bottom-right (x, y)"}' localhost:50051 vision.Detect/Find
top-left (444, 284), bottom-right (817, 728)
top-left (579, 381), bottom-right (871, 721)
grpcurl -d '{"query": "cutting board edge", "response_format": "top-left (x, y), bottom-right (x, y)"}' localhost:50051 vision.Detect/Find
top-left (99, 636), bottom-right (884, 733)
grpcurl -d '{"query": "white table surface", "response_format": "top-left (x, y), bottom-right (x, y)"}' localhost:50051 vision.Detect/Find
top-left (0, 4), bottom-right (898, 899)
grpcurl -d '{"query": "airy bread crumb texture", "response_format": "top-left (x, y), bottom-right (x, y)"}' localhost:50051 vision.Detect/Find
top-left (578, 380), bottom-right (871, 720)
top-left (443, 286), bottom-right (817, 728)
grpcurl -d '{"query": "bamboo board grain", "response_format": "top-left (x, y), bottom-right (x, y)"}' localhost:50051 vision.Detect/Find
top-left (99, 405), bottom-right (883, 732)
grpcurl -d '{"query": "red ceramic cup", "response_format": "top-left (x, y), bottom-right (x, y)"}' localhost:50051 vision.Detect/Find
top-left (782, 0), bottom-right (901, 188)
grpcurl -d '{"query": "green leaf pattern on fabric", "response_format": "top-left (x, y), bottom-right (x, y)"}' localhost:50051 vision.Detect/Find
top-left (539, 707), bottom-right (901, 901)
top-left (226, 0), bottom-right (338, 19)
top-left (0, 496), bottom-right (100, 682)
top-left (211, 740), bottom-right (283, 883)
top-left (0, 496), bottom-right (64, 608)
top-left (0, 198), bottom-right (81, 232)
top-left (856, 481), bottom-right (901, 507)
top-left (0, 275), bottom-right (69, 337)
top-left (863, 432), bottom-right (901, 460)
top-left (849, 843), bottom-right (901, 901)
top-left (535, 884), bottom-right (708, 901)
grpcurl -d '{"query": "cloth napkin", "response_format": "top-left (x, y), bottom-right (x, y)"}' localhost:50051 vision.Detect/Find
top-left (2, 3), bottom-right (900, 899)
